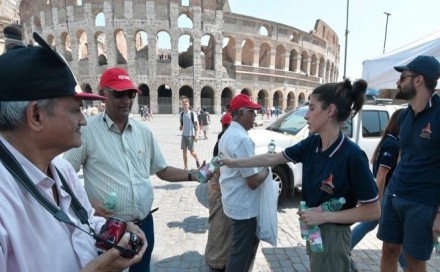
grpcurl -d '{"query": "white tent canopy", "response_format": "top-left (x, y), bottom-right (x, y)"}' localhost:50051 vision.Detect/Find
top-left (362, 30), bottom-right (440, 89)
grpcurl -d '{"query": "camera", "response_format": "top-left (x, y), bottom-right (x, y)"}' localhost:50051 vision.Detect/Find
top-left (95, 217), bottom-right (142, 258)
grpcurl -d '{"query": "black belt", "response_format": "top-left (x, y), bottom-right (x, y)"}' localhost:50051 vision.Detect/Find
top-left (133, 207), bottom-right (158, 225)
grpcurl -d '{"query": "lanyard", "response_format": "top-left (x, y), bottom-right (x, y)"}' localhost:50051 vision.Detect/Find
top-left (0, 140), bottom-right (93, 232)
top-left (0, 140), bottom-right (137, 256)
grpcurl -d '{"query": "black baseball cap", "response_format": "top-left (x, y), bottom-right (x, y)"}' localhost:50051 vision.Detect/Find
top-left (0, 32), bottom-right (105, 101)
top-left (394, 55), bottom-right (440, 81)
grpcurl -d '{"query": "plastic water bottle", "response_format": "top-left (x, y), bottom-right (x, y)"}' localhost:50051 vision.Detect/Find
top-left (196, 156), bottom-right (221, 183)
top-left (308, 225), bottom-right (324, 253)
top-left (318, 197), bottom-right (346, 212)
top-left (299, 201), bottom-right (309, 240)
top-left (104, 191), bottom-right (117, 210)
top-left (267, 139), bottom-right (276, 154)
top-left (434, 235), bottom-right (440, 259)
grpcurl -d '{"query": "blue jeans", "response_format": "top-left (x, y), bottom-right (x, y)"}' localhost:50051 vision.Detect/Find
top-left (129, 213), bottom-right (154, 272)
top-left (351, 220), bottom-right (379, 249)
top-left (351, 220), bottom-right (407, 269)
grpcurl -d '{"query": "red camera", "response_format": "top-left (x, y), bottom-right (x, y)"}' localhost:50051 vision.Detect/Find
top-left (95, 217), bottom-right (142, 258)
top-left (96, 217), bottom-right (127, 251)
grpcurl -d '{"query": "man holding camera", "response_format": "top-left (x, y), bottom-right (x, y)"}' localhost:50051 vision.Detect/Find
top-left (0, 32), bottom-right (147, 271)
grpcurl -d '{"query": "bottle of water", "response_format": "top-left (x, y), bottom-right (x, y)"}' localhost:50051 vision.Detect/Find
top-left (267, 139), bottom-right (276, 154)
top-left (196, 155), bottom-right (222, 183)
top-left (299, 201), bottom-right (309, 240)
top-left (434, 235), bottom-right (440, 259)
top-left (308, 225), bottom-right (324, 253)
top-left (318, 197), bottom-right (346, 212)
top-left (104, 191), bottom-right (117, 210)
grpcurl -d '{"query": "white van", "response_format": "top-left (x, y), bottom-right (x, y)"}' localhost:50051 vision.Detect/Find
top-left (249, 104), bottom-right (402, 201)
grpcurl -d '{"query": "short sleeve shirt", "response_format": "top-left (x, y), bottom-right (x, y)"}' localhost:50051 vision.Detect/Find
top-left (64, 112), bottom-right (168, 222)
top-left (387, 94), bottom-right (440, 207)
top-left (181, 110), bottom-right (197, 137)
top-left (219, 121), bottom-right (261, 220)
top-left (283, 133), bottom-right (378, 209)
top-left (372, 134), bottom-right (399, 187)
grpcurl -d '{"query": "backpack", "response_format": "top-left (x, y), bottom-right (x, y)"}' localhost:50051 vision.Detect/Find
top-left (180, 110), bottom-right (196, 130)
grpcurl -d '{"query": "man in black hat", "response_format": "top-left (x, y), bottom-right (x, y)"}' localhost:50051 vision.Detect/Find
top-left (377, 55), bottom-right (440, 272)
top-left (0, 32), bottom-right (147, 271)
top-left (3, 24), bottom-right (25, 52)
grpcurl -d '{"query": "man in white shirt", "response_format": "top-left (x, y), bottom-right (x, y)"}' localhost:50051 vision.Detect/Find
top-left (219, 94), bottom-right (269, 271)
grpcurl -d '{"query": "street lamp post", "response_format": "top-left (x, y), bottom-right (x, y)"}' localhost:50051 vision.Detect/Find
top-left (343, 0), bottom-right (350, 79)
top-left (383, 12), bottom-right (391, 54)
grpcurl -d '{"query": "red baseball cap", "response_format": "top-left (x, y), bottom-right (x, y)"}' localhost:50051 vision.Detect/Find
top-left (221, 112), bottom-right (232, 125)
top-left (229, 94), bottom-right (262, 111)
top-left (99, 68), bottom-right (141, 93)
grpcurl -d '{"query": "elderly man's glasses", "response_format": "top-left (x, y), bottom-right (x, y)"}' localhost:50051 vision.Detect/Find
top-left (108, 90), bottom-right (137, 99)
top-left (240, 108), bottom-right (257, 115)
top-left (400, 74), bottom-right (418, 82)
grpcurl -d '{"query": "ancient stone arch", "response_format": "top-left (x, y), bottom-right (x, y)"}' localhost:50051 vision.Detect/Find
top-left (18, 0), bottom-right (339, 114)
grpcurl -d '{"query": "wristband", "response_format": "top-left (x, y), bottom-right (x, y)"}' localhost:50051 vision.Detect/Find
top-left (188, 171), bottom-right (192, 181)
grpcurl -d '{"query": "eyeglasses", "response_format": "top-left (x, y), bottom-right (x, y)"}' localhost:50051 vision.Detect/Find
top-left (108, 90), bottom-right (137, 99)
top-left (240, 108), bottom-right (257, 115)
top-left (399, 74), bottom-right (418, 82)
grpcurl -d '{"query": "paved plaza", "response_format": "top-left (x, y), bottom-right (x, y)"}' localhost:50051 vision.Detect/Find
top-left (129, 114), bottom-right (439, 271)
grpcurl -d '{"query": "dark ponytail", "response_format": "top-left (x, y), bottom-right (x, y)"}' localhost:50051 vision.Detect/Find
top-left (312, 79), bottom-right (367, 122)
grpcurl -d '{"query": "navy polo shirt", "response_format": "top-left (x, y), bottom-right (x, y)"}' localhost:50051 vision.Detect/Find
top-left (283, 132), bottom-right (378, 209)
top-left (387, 94), bottom-right (440, 207)
top-left (372, 134), bottom-right (399, 187)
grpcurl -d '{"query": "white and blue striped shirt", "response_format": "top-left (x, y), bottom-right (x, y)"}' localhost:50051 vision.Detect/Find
top-left (64, 112), bottom-right (167, 221)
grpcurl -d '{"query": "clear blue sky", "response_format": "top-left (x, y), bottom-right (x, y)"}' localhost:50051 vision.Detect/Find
top-left (228, 0), bottom-right (440, 81)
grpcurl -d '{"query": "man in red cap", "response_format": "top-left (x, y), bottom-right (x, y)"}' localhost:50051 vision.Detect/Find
top-left (64, 67), bottom-right (202, 272)
top-left (218, 94), bottom-right (270, 271)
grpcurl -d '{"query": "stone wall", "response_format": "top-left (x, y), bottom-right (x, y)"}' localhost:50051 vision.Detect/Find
top-left (18, 0), bottom-right (340, 114)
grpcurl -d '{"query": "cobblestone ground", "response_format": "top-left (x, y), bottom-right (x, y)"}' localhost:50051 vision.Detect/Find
top-left (133, 114), bottom-right (439, 272)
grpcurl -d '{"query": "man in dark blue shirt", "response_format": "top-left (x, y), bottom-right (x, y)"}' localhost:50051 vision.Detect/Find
top-left (377, 55), bottom-right (440, 272)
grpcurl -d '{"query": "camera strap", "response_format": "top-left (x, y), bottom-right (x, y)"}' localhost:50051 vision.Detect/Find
top-left (0, 140), bottom-right (137, 256)
top-left (0, 140), bottom-right (92, 231)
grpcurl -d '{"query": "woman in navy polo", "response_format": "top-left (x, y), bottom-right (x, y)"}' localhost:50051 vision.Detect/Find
top-left (220, 79), bottom-right (380, 271)
top-left (350, 108), bottom-right (405, 271)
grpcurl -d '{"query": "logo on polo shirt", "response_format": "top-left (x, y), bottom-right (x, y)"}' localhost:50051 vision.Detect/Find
top-left (420, 122), bottom-right (432, 139)
top-left (320, 174), bottom-right (334, 194)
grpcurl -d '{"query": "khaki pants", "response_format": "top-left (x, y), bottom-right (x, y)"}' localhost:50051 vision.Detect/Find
top-left (306, 223), bottom-right (351, 272)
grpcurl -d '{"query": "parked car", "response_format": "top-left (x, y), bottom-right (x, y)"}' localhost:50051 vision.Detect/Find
top-left (249, 104), bottom-right (403, 202)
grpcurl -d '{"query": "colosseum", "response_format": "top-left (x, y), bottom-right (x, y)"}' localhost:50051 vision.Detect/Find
top-left (18, 0), bottom-right (340, 114)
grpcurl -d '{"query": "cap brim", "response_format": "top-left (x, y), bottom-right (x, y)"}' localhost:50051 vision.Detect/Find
top-left (248, 103), bottom-right (262, 110)
top-left (394, 65), bottom-right (409, 72)
top-left (75, 92), bottom-right (107, 100)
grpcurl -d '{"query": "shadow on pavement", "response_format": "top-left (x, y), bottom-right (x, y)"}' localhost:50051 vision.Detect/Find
top-left (195, 182), bottom-right (208, 208)
top-left (277, 192), bottom-right (302, 212)
top-left (153, 250), bottom-right (210, 271)
top-left (167, 215), bottom-right (208, 234)
top-left (153, 183), bottom-right (183, 190)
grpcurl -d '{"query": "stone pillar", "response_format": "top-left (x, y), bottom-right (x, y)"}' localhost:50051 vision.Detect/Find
top-left (269, 49), bottom-right (276, 69)
top-left (234, 38), bottom-right (242, 66)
